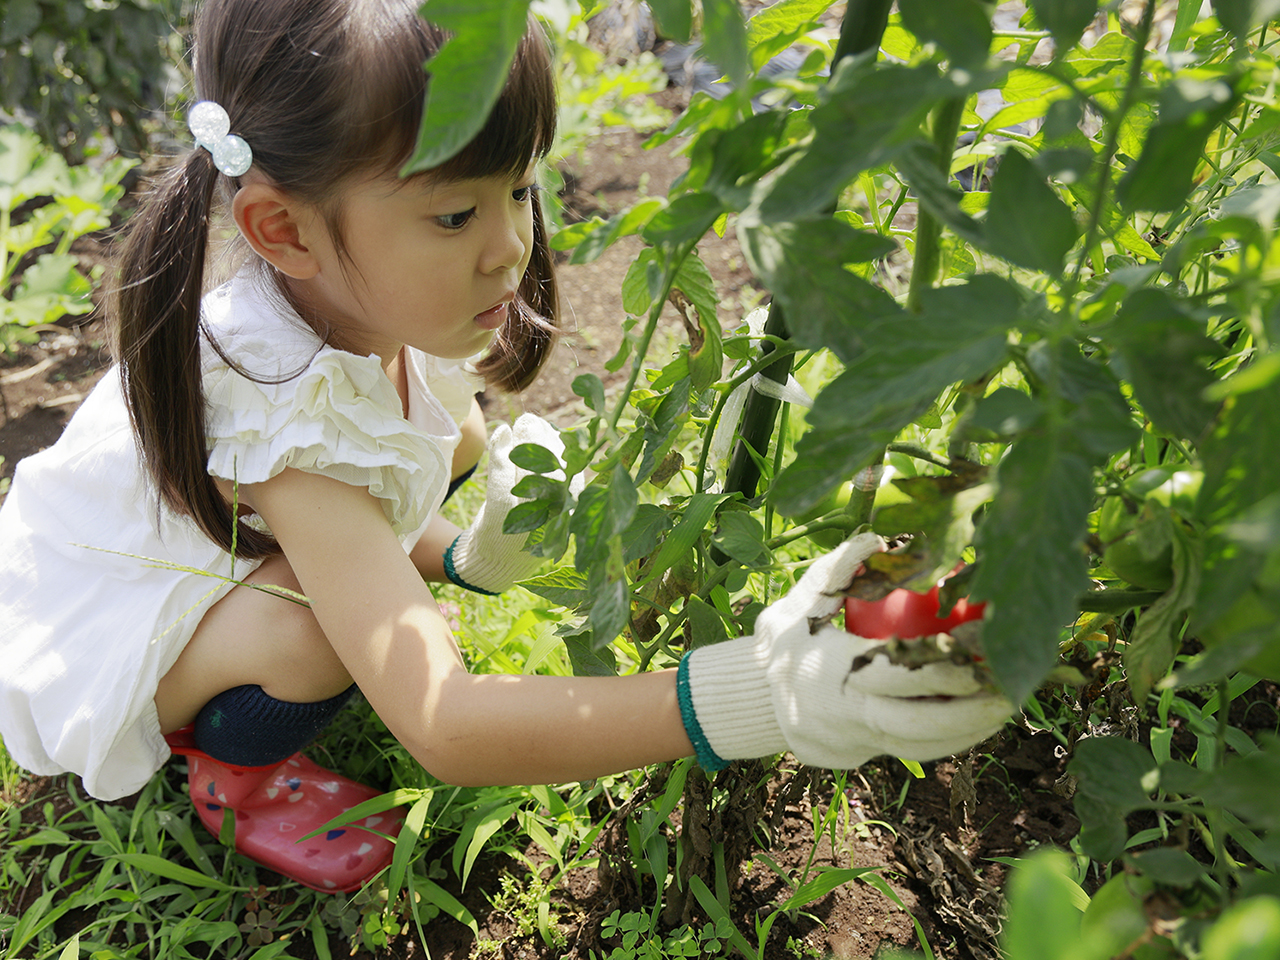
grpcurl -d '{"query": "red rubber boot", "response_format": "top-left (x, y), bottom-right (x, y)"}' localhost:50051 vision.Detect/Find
top-left (165, 727), bottom-right (405, 893)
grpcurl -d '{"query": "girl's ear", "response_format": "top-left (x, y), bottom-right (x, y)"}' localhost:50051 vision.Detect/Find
top-left (232, 182), bottom-right (322, 279)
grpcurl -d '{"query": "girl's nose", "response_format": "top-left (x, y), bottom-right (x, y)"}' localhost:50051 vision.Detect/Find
top-left (481, 207), bottom-right (529, 276)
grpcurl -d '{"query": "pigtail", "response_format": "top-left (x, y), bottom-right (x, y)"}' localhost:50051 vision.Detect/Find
top-left (112, 150), bottom-right (279, 560)
top-left (476, 194), bottom-right (559, 393)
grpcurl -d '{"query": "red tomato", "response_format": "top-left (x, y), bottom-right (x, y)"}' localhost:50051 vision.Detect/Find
top-left (844, 575), bottom-right (986, 639)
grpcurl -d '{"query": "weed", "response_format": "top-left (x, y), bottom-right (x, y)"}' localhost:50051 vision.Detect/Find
top-left (487, 871), bottom-right (567, 948)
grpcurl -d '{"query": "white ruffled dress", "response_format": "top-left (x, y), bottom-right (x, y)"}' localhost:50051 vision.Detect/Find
top-left (0, 271), bottom-right (481, 800)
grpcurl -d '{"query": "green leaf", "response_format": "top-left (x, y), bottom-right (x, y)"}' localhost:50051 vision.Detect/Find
top-left (685, 595), bottom-right (730, 647)
top-left (586, 564), bottom-right (630, 647)
top-left (687, 876), bottom-right (756, 959)
top-left (1127, 848), bottom-right (1206, 888)
top-left (637, 493), bottom-right (729, 587)
top-left (898, 0), bottom-right (993, 69)
top-left (783, 866), bottom-right (885, 910)
top-left (1069, 736), bottom-right (1159, 860)
top-left (1110, 288), bottom-right (1221, 439)
top-left (1000, 850), bottom-right (1089, 960)
top-left (403, 0), bottom-right (533, 173)
top-left (510, 440), bottom-right (562, 474)
top-left (672, 252), bottom-right (724, 392)
top-left (503, 499), bottom-right (552, 535)
top-left (685, 111), bottom-right (789, 210)
top-left (1197, 367), bottom-right (1280, 528)
top-left (700, 0), bottom-right (750, 91)
top-left (641, 192), bottom-right (724, 250)
top-left (559, 199), bottom-right (666, 264)
top-left (1027, 0), bottom-right (1100, 53)
top-left (621, 247), bottom-right (665, 315)
top-left (0, 126), bottom-right (68, 211)
top-left (971, 387), bottom-right (1044, 437)
top-left (111, 853), bottom-right (238, 891)
top-left (972, 431), bottom-right (1093, 703)
top-left (1118, 75), bottom-right (1244, 212)
top-left (571, 466), bottom-right (638, 573)
top-left (573, 373), bottom-right (606, 414)
top-left (710, 511), bottom-right (768, 566)
top-left (773, 275), bottom-right (1018, 515)
top-left (622, 504), bottom-right (674, 564)
top-left (739, 218), bottom-right (900, 364)
top-left (647, 0), bottom-right (693, 42)
top-left (1212, 0), bottom-right (1280, 44)
top-left (636, 378), bottom-right (691, 485)
top-left (1198, 735), bottom-right (1280, 830)
top-left (560, 626), bottom-right (618, 676)
top-left (1201, 896), bottom-right (1280, 958)
top-left (416, 877), bottom-right (480, 936)
top-left (1125, 518), bottom-right (1199, 702)
top-left (458, 800), bottom-right (519, 888)
top-left (894, 141), bottom-right (984, 245)
top-left (746, 0), bottom-right (830, 70)
top-left (754, 58), bottom-right (954, 222)
top-left (983, 150), bottom-right (1080, 275)
top-left (386, 794), bottom-right (433, 908)
top-left (520, 567), bottom-right (590, 609)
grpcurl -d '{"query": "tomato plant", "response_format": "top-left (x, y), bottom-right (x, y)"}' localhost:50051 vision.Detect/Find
top-left (417, 0), bottom-right (1280, 955)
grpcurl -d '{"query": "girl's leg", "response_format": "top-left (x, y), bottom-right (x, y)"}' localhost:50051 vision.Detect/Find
top-left (154, 553), bottom-right (353, 736)
top-left (156, 554), bottom-right (403, 893)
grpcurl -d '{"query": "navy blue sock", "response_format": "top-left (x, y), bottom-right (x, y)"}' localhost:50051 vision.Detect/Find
top-left (193, 683), bottom-right (357, 767)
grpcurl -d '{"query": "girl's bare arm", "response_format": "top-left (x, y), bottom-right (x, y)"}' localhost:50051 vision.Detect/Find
top-left (245, 467), bottom-right (694, 785)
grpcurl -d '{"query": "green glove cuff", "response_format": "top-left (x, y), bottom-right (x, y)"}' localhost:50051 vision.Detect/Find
top-left (443, 535), bottom-right (500, 596)
top-left (677, 654), bottom-right (729, 773)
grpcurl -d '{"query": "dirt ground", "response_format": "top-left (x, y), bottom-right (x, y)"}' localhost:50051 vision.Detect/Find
top-left (0, 92), bottom-right (1079, 960)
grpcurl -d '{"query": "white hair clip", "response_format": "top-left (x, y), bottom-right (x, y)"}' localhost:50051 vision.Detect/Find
top-left (188, 101), bottom-right (253, 177)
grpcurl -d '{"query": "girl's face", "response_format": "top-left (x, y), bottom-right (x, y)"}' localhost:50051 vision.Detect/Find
top-left (299, 166), bottom-right (538, 365)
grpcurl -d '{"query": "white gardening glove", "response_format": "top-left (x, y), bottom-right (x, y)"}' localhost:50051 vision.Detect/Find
top-left (445, 414), bottom-right (575, 595)
top-left (677, 532), bottom-right (1013, 771)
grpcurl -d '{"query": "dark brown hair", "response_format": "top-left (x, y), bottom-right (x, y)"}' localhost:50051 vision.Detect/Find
top-left (112, 0), bottom-right (559, 559)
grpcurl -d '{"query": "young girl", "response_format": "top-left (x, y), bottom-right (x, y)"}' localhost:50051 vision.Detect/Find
top-left (0, 0), bottom-right (1011, 894)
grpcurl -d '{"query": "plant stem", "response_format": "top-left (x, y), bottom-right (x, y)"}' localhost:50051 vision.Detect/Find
top-left (1062, 0), bottom-right (1156, 308)
top-left (721, 300), bottom-right (792, 501)
top-left (905, 95), bottom-right (965, 314)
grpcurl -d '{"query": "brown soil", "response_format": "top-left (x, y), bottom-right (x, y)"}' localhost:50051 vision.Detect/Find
top-left (0, 96), bottom-right (1078, 960)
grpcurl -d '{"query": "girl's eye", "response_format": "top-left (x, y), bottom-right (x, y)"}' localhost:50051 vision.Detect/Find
top-left (435, 209), bottom-right (475, 230)
top-left (512, 184), bottom-right (537, 203)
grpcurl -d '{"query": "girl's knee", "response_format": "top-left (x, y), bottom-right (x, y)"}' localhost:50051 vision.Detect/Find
top-left (157, 556), bottom-right (351, 730)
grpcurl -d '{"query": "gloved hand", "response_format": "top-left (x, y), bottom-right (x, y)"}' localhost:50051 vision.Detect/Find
top-left (677, 532), bottom-right (1013, 771)
top-left (445, 414), bottom-right (575, 595)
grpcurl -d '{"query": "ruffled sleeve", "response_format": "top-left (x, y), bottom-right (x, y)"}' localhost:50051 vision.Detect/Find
top-left (200, 274), bottom-right (451, 542)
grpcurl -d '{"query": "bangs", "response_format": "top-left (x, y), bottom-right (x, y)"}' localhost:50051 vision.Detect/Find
top-left (347, 8), bottom-right (557, 186)
top-left (433, 33), bottom-right (558, 182)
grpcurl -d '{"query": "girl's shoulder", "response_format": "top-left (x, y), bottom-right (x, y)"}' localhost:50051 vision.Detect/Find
top-left (201, 270), bottom-right (357, 384)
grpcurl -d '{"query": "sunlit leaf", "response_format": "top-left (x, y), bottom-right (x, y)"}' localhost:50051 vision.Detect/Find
top-left (404, 0), bottom-right (533, 173)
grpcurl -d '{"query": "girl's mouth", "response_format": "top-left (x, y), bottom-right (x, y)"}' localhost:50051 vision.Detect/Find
top-left (475, 301), bottom-right (509, 330)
